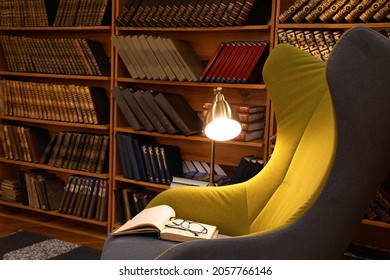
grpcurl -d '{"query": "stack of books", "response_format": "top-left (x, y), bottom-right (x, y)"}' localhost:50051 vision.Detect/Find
top-left (116, 133), bottom-right (183, 185)
top-left (278, 0), bottom-right (390, 23)
top-left (0, 36), bottom-right (110, 76)
top-left (277, 29), bottom-right (344, 61)
top-left (111, 34), bottom-right (204, 82)
top-left (115, 0), bottom-right (270, 27)
top-left (202, 102), bottom-right (266, 141)
top-left (1, 79), bottom-right (110, 125)
top-left (0, 179), bottom-right (20, 203)
top-left (58, 176), bottom-right (109, 221)
top-left (199, 41), bottom-right (269, 84)
top-left (112, 87), bottom-right (203, 136)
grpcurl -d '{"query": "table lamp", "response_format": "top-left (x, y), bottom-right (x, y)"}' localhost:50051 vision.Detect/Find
top-left (204, 87), bottom-right (242, 186)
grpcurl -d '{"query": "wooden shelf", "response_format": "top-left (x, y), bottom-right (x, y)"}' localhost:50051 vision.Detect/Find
top-left (0, 116), bottom-right (110, 131)
top-left (0, 71), bottom-right (111, 81)
top-left (0, 157), bottom-right (110, 179)
top-left (0, 26), bottom-right (112, 32)
top-left (117, 25), bottom-right (271, 32)
top-left (115, 77), bottom-right (266, 89)
top-left (0, 204), bottom-right (107, 239)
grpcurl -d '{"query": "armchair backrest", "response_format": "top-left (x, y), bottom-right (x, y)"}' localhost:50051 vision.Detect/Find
top-left (246, 40), bottom-right (336, 234)
top-left (246, 26), bottom-right (390, 244)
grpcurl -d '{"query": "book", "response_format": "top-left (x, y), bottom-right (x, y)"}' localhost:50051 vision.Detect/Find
top-left (372, 2), bottom-right (390, 21)
top-left (236, 0), bottom-right (270, 25)
top-left (111, 205), bottom-right (219, 242)
top-left (154, 92), bottom-right (202, 136)
top-left (332, 0), bottom-right (360, 22)
top-left (164, 37), bottom-right (203, 82)
top-left (319, 0), bottom-right (349, 22)
top-left (111, 86), bottom-right (144, 131)
top-left (359, 0), bottom-right (388, 22)
top-left (344, 0), bottom-right (375, 23)
top-left (278, 0), bottom-right (310, 23)
top-left (229, 155), bottom-right (256, 184)
top-left (132, 90), bottom-right (166, 134)
top-left (121, 88), bottom-right (156, 132)
top-left (292, 0), bottom-right (323, 23)
top-left (141, 90), bottom-right (179, 135)
top-left (305, 0), bottom-right (336, 23)
top-left (235, 129), bottom-right (264, 141)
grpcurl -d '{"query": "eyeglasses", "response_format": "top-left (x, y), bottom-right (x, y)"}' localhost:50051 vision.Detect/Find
top-left (165, 218), bottom-right (208, 237)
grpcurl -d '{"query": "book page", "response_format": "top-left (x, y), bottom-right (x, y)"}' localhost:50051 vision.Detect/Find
top-left (112, 205), bottom-right (175, 235)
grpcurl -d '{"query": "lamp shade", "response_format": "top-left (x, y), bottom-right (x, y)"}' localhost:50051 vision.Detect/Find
top-left (205, 89), bottom-right (242, 141)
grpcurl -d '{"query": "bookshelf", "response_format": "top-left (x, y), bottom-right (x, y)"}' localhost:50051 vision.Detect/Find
top-left (0, 0), bottom-right (387, 252)
top-left (0, 0), bottom-right (114, 238)
top-left (273, 0), bottom-right (390, 249)
top-left (110, 0), bottom-right (276, 230)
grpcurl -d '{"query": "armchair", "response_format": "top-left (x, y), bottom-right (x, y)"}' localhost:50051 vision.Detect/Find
top-left (102, 26), bottom-right (390, 259)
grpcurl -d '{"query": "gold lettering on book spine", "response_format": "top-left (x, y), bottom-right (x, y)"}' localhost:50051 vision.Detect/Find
top-left (344, 0), bottom-right (374, 23)
top-left (306, 0), bottom-right (336, 23)
top-left (292, 0), bottom-right (322, 23)
top-left (278, 0), bottom-right (310, 23)
top-left (332, 0), bottom-right (360, 23)
top-left (360, 0), bottom-right (388, 22)
top-left (373, 2), bottom-right (390, 21)
top-left (319, 0), bottom-right (349, 22)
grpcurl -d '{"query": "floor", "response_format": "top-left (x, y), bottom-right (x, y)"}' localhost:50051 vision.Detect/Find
top-left (0, 215), bottom-right (106, 251)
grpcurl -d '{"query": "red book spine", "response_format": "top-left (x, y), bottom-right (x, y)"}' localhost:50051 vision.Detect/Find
top-left (230, 42), bottom-right (257, 82)
top-left (217, 42), bottom-right (246, 82)
top-left (199, 42), bottom-right (225, 81)
top-left (224, 42), bottom-right (251, 82)
top-left (203, 42), bottom-right (231, 82)
top-left (237, 42), bottom-right (266, 83)
top-left (213, 42), bottom-right (241, 82)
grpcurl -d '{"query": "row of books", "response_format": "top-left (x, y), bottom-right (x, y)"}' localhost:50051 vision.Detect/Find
top-left (202, 102), bottom-right (266, 141)
top-left (0, 178), bottom-right (20, 203)
top-left (278, 29), bottom-right (344, 61)
top-left (111, 34), bottom-right (204, 82)
top-left (53, 0), bottom-right (110, 27)
top-left (0, 125), bottom-right (50, 163)
top-left (40, 131), bottom-right (110, 174)
top-left (199, 41), bottom-right (269, 84)
top-left (58, 176), bottom-right (108, 221)
top-left (279, 0), bottom-right (390, 24)
top-left (18, 170), bottom-right (65, 211)
top-left (115, 0), bottom-right (269, 27)
top-left (0, 0), bottom-right (109, 27)
top-left (112, 87), bottom-right (203, 136)
top-left (0, 79), bottom-right (110, 125)
top-left (114, 186), bottom-right (157, 224)
top-left (0, 36), bottom-right (110, 76)
top-left (365, 172), bottom-right (390, 223)
top-left (116, 133), bottom-right (183, 185)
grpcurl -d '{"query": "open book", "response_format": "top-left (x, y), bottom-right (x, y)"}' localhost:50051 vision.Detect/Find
top-left (111, 205), bottom-right (219, 242)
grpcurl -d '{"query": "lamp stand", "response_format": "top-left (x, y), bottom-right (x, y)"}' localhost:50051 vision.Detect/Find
top-left (208, 140), bottom-right (216, 186)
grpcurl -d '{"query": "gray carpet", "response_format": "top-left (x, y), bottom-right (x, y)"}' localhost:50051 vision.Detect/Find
top-left (0, 230), bottom-right (102, 260)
